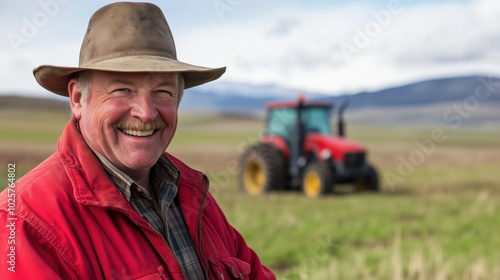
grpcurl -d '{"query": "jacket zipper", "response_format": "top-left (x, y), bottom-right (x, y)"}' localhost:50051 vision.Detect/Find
top-left (144, 180), bottom-right (190, 280)
top-left (146, 222), bottom-right (189, 280)
top-left (198, 179), bottom-right (210, 280)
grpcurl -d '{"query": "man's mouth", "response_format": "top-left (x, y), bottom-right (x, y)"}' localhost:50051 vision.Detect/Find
top-left (114, 119), bottom-right (166, 138)
top-left (120, 128), bottom-right (155, 137)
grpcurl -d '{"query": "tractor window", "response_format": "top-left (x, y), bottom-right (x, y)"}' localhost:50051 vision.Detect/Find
top-left (301, 107), bottom-right (332, 135)
top-left (266, 106), bottom-right (331, 138)
top-left (266, 108), bottom-right (297, 139)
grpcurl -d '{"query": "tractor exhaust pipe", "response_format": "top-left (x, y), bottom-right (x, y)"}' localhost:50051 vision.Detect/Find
top-left (337, 99), bottom-right (350, 137)
top-left (290, 94), bottom-right (306, 187)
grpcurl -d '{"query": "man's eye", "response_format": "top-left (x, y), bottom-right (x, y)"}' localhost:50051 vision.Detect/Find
top-left (156, 90), bottom-right (173, 97)
top-left (112, 88), bottom-right (131, 94)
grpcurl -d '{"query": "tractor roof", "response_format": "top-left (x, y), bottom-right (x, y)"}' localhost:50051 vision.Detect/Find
top-left (266, 100), bottom-right (332, 109)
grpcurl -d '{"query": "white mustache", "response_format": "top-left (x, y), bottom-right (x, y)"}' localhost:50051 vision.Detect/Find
top-left (113, 119), bottom-right (166, 131)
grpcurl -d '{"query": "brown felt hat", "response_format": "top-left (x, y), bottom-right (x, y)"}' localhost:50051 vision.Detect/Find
top-left (33, 2), bottom-right (226, 96)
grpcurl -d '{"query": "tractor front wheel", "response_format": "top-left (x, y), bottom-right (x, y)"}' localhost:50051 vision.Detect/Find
top-left (302, 163), bottom-right (333, 198)
top-left (239, 144), bottom-right (286, 195)
top-left (355, 165), bottom-right (379, 192)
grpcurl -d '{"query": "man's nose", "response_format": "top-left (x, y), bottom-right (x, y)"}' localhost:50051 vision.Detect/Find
top-left (130, 92), bottom-right (157, 122)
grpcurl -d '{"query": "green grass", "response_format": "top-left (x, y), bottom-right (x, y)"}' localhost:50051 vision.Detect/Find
top-left (210, 182), bottom-right (500, 279)
top-left (2, 110), bottom-right (500, 279)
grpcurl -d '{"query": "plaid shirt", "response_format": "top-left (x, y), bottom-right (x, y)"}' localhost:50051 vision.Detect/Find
top-left (92, 151), bottom-right (205, 280)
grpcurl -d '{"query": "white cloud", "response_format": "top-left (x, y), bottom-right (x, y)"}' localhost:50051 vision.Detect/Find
top-left (177, 0), bottom-right (500, 94)
top-left (0, 41), bottom-right (80, 98)
top-left (2, 0), bottom-right (500, 96)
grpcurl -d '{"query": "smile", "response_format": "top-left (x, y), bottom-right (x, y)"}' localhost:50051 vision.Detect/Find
top-left (120, 128), bottom-right (156, 137)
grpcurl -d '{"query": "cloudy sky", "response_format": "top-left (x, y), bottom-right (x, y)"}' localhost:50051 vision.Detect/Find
top-left (1, 0), bottom-right (500, 98)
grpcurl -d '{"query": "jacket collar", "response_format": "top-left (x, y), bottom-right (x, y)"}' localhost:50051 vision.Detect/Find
top-left (57, 118), bottom-right (130, 208)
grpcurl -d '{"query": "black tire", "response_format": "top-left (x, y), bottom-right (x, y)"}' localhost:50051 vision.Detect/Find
top-left (239, 144), bottom-right (287, 195)
top-left (301, 162), bottom-right (333, 198)
top-left (355, 165), bottom-right (379, 192)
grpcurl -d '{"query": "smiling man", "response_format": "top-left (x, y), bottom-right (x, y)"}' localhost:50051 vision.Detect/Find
top-left (0, 2), bottom-right (275, 279)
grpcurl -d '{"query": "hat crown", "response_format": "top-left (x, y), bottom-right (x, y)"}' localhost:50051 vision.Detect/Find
top-left (79, 2), bottom-right (177, 67)
top-left (33, 1), bottom-right (225, 96)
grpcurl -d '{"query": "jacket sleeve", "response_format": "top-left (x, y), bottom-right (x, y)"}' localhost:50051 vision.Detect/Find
top-left (205, 193), bottom-right (276, 280)
top-left (0, 210), bottom-right (77, 279)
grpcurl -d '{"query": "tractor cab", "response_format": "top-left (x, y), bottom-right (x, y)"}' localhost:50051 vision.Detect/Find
top-left (266, 101), bottom-right (332, 140)
top-left (239, 96), bottom-right (379, 198)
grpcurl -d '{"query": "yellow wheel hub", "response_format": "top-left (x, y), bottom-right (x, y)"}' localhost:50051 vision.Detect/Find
top-left (304, 171), bottom-right (321, 198)
top-left (243, 157), bottom-right (267, 195)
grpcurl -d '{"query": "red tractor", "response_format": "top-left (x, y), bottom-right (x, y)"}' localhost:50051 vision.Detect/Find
top-left (239, 95), bottom-right (379, 198)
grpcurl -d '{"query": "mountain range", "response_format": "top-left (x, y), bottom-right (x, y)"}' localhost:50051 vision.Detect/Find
top-left (2, 75), bottom-right (499, 128)
top-left (183, 75), bottom-right (500, 127)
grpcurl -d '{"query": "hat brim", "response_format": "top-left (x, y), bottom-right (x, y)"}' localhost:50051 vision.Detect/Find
top-left (33, 55), bottom-right (226, 96)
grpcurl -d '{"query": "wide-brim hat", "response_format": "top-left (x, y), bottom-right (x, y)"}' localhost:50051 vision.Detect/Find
top-left (33, 2), bottom-right (226, 96)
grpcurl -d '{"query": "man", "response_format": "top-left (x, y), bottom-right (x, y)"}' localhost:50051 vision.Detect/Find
top-left (0, 2), bottom-right (275, 279)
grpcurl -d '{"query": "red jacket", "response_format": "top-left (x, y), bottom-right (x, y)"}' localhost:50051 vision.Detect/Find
top-left (0, 119), bottom-right (275, 279)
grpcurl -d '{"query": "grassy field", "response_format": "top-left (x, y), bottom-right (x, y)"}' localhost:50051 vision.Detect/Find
top-left (1, 108), bottom-right (500, 279)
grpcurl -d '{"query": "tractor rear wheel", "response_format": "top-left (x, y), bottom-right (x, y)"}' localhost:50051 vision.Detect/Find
top-left (355, 165), bottom-right (379, 192)
top-left (239, 144), bottom-right (286, 195)
top-left (302, 162), bottom-right (333, 198)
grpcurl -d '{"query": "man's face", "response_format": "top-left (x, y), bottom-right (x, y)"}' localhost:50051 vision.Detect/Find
top-left (70, 71), bottom-right (179, 179)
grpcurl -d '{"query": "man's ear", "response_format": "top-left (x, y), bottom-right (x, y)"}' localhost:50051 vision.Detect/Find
top-left (68, 78), bottom-right (83, 119)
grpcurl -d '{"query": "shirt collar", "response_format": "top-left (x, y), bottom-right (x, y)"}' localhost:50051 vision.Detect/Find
top-left (90, 148), bottom-right (180, 201)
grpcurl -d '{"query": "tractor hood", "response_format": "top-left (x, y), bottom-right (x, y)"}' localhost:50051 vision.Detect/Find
top-left (304, 133), bottom-right (366, 160)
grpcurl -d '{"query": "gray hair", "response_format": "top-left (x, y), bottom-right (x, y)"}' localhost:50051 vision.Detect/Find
top-left (76, 71), bottom-right (185, 102)
top-left (76, 71), bottom-right (93, 102)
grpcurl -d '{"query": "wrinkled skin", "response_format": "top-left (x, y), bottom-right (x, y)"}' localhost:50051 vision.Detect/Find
top-left (68, 71), bottom-right (180, 188)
